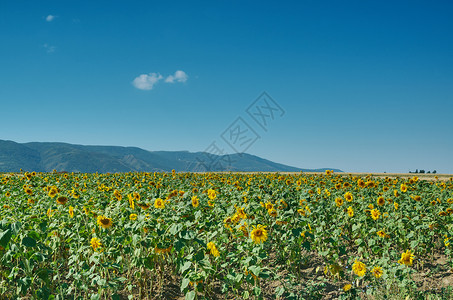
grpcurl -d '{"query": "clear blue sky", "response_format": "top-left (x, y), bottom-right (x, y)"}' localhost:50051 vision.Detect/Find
top-left (1, 1), bottom-right (452, 173)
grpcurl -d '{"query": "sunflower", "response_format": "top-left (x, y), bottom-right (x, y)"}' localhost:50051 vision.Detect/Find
top-left (24, 188), bottom-right (33, 195)
top-left (113, 190), bottom-right (122, 200)
top-left (236, 207), bottom-right (247, 219)
top-left (207, 242), bottom-right (220, 257)
top-left (97, 215), bottom-right (113, 229)
top-left (411, 195), bottom-right (421, 201)
top-left (335, 197), bottom-right (344, 207)
top-left (48, 187), bottom-right (58, 198)
top-left (377, 230), bottom-right (386, 238)
top-left (154, 198), bottom-right (165, 209)
top-left (129, 214), bottom-right (138, 221)
top-left (192, 196), bottom-right (199, 208)
top-left (352, 260), bottom-right (366, 277)
top-left (357, 179), bottom-right (366, 188)
top-left (370, 209), bottom-right (380, 220)
top-left (133, 192), bottom-right (140, 201)
top-left (371, 266), bottom-right (383, 278)
top-left (376, 197), bottom-right (385, 206)
top-left (394, 190), bottom-right (399, 197)
top-left (400, 184), bottom-right (408, 193)
top-left (347, 206), bottom-right (354, 217)
top-left (90, 237), bottom-right (102, 251)
top-left (268, 208), bottom-right (277, 217)
top-left (265, 202), bottom-right (273, 210)
top-left (56, 196), bottom-right (68, 205)
top-left (207, 189), bottom-right (217, 200)
top-left (394, 202), bottom-right (399, 210)
top-left (344, 192), bottom-right (353, 202)
top-left (69, 206), bottom-right (74, 218)
top-left (398, 250), bottom-right (414, 266)
top-left (250, 224), bottom-right (268, 244)
top-left (343, 284), bottom-right (352, 292)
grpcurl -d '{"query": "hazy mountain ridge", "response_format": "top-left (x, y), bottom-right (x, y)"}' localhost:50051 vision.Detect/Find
top-left (0, 140), bottom-right (342, 173)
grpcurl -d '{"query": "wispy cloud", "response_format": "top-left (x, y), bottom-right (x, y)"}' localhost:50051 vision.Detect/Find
top-left (46, 15), bottom-right (56, 22)
top-left (43, 43), bottom-right (56, 53)
top-left (165, 70), bottom-right (188, 83)
top-left (133, 70), bottom-right (188, 90)
top-left (132, 73), bottom-right (163, 90)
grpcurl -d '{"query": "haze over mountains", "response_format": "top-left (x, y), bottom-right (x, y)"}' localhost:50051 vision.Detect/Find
top-left (0, 139), bottom-right (342, 173)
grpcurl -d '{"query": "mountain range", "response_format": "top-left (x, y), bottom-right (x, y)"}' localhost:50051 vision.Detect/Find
top-left (0, 139), bottom-right (342, 173)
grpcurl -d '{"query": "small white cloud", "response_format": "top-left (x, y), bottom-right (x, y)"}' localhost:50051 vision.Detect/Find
top-left (165, 70), bottom-right (188, 83)
top-left (132, 73), bottom-right (163, 90)
top-left (43, 43), bottom-right (56, 53)
top-left (46, 15), bottom-right (56, 22)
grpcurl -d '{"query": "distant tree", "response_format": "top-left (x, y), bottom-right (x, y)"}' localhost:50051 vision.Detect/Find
top-left (427, 171), bottom-right (431, 174)
top-left (415, 169), bottom-right (418, 173)
top-left (433, 170), bottom-right (437, 174)
top-left (419, 170), bottom-right (425, 174)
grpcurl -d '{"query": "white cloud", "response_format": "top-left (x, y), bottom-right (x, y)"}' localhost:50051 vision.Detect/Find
top-left (165, 70), bottom-right (188, 83)
top-left (132, 73), bottom-right (163, 90)
top-left (43, 43), bottom-right (56, 53)
top-left (46, 15), bottom-right (56, 22)
top-left (133, 70), bottom-right (188, 90)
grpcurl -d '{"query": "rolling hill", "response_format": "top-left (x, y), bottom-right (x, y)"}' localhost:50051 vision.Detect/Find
top-left (0, 139), bottom-right (342, 173)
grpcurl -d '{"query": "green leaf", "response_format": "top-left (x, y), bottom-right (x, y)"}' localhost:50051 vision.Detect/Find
top-left (248, 265), bottom-right (261, 275)
top-left (180, 261), bottom-right (192, 274)
top-left (181, 278), bottom-right (190, 292)
top-left (112, 294), bottom-right (121, 300)
top-left (185, 290), bottom-right (196, 300)
top-left (0, 229), bottom-right (12, 248)
top-left (254, 286), bottom-right (262, 296)
top-left (22, 236), bottom-right (37, 248)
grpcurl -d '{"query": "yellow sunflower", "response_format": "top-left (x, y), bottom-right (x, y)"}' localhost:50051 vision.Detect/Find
top-left (268, 208), bottom-right (277, 217)
top-left (347, 206), bottom-right (354, 217)
top-left (371, 266), bottom-right (383, 278)
top-left (376, 197), bottom-right (385, 206)
top-left (250, 224), bottom-right (268, 244)
top-left (398, 250), bottom-right (414, 266)
top-left (69, 206), bottom-right (74, 218)
top-left (352, 260), bottom-right (366, 277)
top-left (191, 196), bottom-right (199, 208)
top-left (344, 192), bottom-right (353, 202)
top-left (370, 209), bottom-right (380, 220)
top-left (154, 198), bottom-right (165, 209)
top-left (90, 237), bottom-right (102, 251)
top-left (97, 215), bottom-right (113, 229)
top-left (400, 184), bottom-right (408, 193)
top-left (48, 187), bottom-right (58, 198)
top-left (207, 242), bottom-right (220, 257)
top-left (335, 197), bottom-right (344, 207)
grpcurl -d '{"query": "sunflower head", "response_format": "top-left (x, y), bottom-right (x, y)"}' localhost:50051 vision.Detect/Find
top-left (56, 196), bottom-right (68, 205)
top-left (352, 260), bottom-right (366, 277)
top-left (250, 224), bottom-right (268, 244)
top-left (398, 250), bottom-right (414, 266)
top-left (97, 215), bottom-right (113, 229)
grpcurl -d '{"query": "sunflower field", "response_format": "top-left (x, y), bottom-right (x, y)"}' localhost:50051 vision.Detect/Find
top-left (0, 171), bottom-right (452, 299)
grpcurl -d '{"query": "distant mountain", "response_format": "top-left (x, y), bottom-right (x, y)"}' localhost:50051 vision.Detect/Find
top-left (0, 139), bottom-right (342, 173)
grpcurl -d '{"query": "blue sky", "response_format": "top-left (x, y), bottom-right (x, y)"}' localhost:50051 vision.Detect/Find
top-left (1, 1), bottom-right (452, 173)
